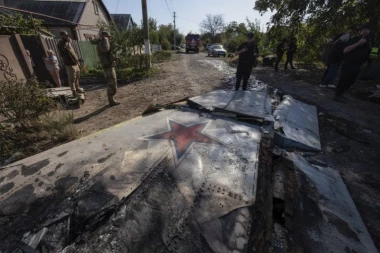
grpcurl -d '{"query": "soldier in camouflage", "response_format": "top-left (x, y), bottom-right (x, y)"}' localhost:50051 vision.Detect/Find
top-left (97, 31), bottom-right (120, 106)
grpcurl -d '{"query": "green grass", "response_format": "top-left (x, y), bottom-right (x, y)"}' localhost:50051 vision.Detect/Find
top-left (152, 51), bottom-right (172, 63)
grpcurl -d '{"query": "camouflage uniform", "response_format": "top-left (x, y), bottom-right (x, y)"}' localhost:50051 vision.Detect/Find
top-left (97, 32), bottom-right (119, 106)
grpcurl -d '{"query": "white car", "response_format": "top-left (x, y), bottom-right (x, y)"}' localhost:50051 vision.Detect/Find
top-left (208, 45), bottom-right (227, 57)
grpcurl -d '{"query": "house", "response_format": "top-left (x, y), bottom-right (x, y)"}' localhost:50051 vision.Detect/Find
top-left (3, 0), bottom-right (112, 41)
top-left (110, 14), bottom-right (135, 31)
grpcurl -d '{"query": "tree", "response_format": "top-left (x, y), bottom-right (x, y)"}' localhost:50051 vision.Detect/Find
top-left (254, 0), bottom-right (380, 62)
top-left (0, 14), bottom-right (42, 35)
top-left (200, 14), bottom-right (225, 40)
top-left (158, 24), bottom-right (184, 49)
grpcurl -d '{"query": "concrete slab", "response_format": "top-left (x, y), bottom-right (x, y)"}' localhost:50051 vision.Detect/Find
top-left (274, 96), bottom-right (321, 151)
top-left (289, 153), bottom-right (378, 253)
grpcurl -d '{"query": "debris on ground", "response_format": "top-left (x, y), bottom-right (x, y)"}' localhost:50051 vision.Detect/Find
top-left (1, 80), bottom-right (378, 252)
top-left (46, 87), bottom-right (85, 108)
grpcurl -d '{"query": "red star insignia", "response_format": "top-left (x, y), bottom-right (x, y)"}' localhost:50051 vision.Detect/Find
top-left (145, 119), bottom-right (221, 159)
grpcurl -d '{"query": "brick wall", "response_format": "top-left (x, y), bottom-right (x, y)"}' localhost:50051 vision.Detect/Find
top-left (78, 0), bottom-right (109, 41)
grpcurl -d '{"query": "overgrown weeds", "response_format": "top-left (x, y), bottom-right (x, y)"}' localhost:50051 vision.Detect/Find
top-left (0, 78), bottom-right (79, 165)
top-left (152, 51), bottom-right (172, 63)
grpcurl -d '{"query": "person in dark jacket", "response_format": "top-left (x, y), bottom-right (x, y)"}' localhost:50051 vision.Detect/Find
top-left (320, 26), bottom-right (356, 88)
top-left (284, 37), bottom-right (297, 70)
top-left (57, 31), bottom-right (83, 95)
top-left (334, 23), bottom-right (371, 102)
top-left (234, 32), bottom-right (259, 91)
top-left (274, 38), bottom-right (288, 71)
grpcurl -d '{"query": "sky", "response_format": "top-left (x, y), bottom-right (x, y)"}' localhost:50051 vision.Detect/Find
top-left (102, 0), bottom-right (274, 34)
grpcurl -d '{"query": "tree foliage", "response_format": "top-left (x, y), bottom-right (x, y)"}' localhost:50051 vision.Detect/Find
top-left (157, 24), bottom-right (184, 49)
top-left (206, 17), bottom-right (270, 56)
top-left (200, 14), bottom-right (226, 40)
top-left (0, 14), bottom-right (42, 35)
top-left (254, 0), bottom-right (380, 62)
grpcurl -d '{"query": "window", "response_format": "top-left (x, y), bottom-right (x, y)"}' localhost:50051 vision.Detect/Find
top-left (93, 1), bottom-right (99, 15)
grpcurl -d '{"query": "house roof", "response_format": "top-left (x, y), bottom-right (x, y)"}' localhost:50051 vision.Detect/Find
top-left (3, 0), bottom-right (111, 25)
top-left (111, 14), bottom-right (134, 30)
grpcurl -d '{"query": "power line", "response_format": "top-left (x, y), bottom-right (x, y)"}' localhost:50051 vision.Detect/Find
top-left (115, 0), bottom-right (120, 14)
top-left (163, 0), bottom-right (172, 15)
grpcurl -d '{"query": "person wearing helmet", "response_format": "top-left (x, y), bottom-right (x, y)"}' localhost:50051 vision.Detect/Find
top-left (234, 32), bottom-right (259, 91)
top-left (97, 31), bottom-right (120, 106)
top-left (57, 31), bottom-right (83, 95)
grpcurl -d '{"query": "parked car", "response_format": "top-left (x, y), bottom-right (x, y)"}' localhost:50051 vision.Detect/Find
top-left (205, 44), bottom-right (212, 51)
top-left (208, 45), bottom-right (227, 57)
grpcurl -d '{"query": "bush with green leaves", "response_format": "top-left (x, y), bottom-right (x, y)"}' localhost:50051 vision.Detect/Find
top-left (0, 14), bottom-right (43, 35)
top-left (0, 78), bottom-right (78, 164)
top-left (152, 51), bottom-right (172, 62)
top-left (0, 78), bottom-right (54, 129)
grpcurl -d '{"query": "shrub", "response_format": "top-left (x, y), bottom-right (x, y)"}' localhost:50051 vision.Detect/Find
top-left (40, 111), bottom-right (79, 142)
top-left (82, 68), bottom-right (104, 78)
top-left (126, 54), bottom-right (152, 70)
top-left (152, 51), bottom-right (172, 63)
top-left (0, 78), bottom-right (79, 164)
top-left (260, 48), bottom-right (273, 58)
top-left (161, 39), bottom-right (171, 51)
top-left (0, 78), bottom-right (54, 129)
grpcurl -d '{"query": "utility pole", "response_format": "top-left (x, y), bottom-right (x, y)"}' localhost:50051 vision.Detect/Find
top-left (141, 0), bottom-right (151, 68)
top-left (173, 12), bottom-right (176, 49)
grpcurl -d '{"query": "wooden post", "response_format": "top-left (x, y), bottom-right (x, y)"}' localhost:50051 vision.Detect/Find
top-left (30, 13), bottom-right (38, 35)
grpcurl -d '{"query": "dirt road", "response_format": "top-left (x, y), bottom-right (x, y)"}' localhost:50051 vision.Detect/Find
top-left (73, 53), bottom-right (230, 136)
top-left (72, 53), bottom-right (380, 250)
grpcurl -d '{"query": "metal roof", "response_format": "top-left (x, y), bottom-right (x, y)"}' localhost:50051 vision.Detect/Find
top-left (110, 14), bottom-right (134, 30)
top-left (3, 0), bottom-right (86, 24)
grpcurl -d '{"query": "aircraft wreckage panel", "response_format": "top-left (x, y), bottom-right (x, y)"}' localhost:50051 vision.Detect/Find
top-left (274, 96), bottom-right (321, 151)
top-left (223, 91), bottom-right (267, 119)
top-left (0, 109), bottom-right (262, 252)
top-left (188, 90), bottom-right (236, 110)
top-left (289, 154), bottom-right (378, 253)
top-left (188, 90), bottom-right (274, 120)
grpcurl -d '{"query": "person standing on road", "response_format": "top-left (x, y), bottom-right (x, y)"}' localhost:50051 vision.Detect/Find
top-left (57, 31), bottom-right (84, 96)
top-left (234, 32), bottom-right (259, 91)
top-left (274, 38), bottom-right (288, 71)
top-left (97, 31), bottom-right (120, 106)
top-left (334, 23), bottom-right (371, 103)
top-left (284, 37), bottom-right (297, 70)
top-left (43, 50), bottom-right (61, 87)
top-left (320, 26), bottom-right (356, 88)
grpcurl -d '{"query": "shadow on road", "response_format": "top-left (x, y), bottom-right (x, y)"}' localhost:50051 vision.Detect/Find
top-left (74, 105), bottom-right (110, 124)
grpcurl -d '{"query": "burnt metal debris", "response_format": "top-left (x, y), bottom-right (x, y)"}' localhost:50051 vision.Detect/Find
top-left (0, 87), bottom-right (378, 253)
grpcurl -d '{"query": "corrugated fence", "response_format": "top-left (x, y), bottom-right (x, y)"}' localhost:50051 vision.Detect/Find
top-left (43, 37), bottom-right (84, 69)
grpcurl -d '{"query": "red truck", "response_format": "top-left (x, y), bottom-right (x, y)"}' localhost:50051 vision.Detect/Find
top-left (185, 34), bottom-right (200, 54)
